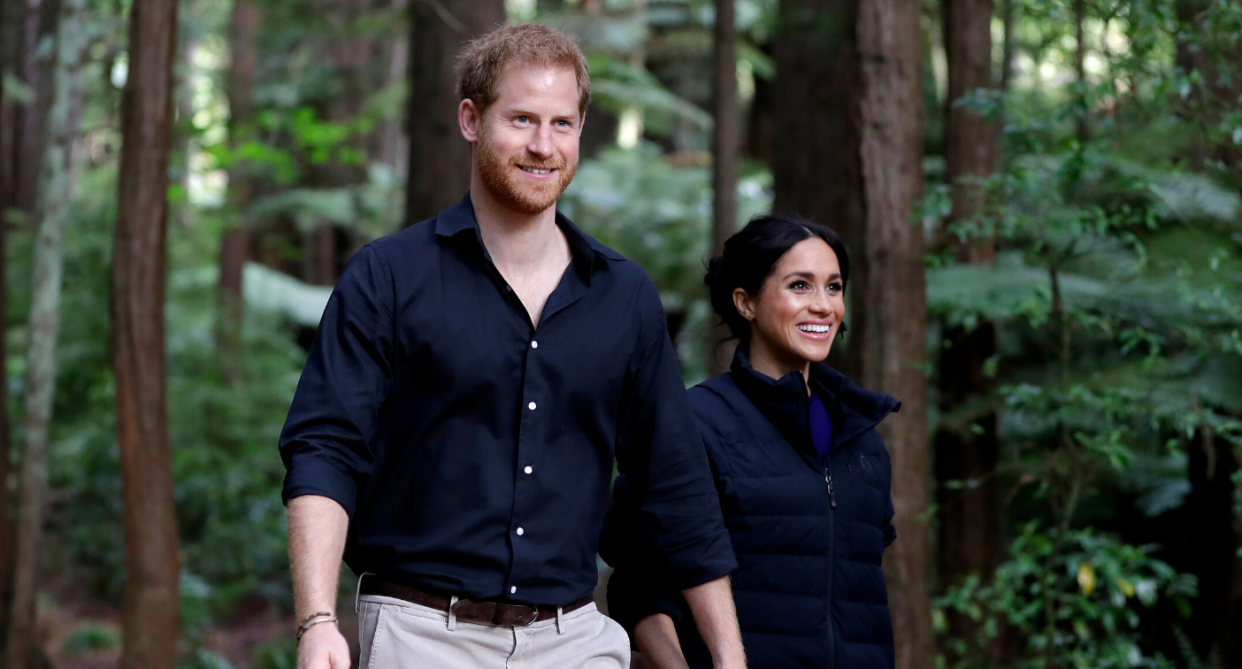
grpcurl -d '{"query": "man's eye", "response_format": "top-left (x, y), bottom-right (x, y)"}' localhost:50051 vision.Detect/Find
top-left (516, 115), bottom-right (530, 124)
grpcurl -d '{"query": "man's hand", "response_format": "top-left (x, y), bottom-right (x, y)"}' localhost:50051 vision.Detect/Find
top-left (682, 576), bottom-right (747, 669)
top-left (297, 622), bottom-right (351, 669)
top-left (633, 613), bottom-right (691, 669)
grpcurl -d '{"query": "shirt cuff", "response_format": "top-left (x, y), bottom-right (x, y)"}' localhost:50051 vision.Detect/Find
top-left (606, 566), bottom-right (687, 635)
top-left (662, 529), bottom-right (738, 590)
top-left (281, 456), bottom-right (359, 517)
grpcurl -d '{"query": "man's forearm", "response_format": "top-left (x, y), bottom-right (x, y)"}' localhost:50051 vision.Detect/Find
top-left (634, 613), bottom-right (690, 669)
top-left (288, 494), bottom-right (350, 620)
top-left (682, 576), bottom-right (746, 669)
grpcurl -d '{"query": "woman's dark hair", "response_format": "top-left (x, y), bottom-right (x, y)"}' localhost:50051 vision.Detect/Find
top-left (705, 213), bottom-right (851, 342)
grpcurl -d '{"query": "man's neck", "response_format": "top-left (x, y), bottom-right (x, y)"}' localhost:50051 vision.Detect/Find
top-left (470, 177), bottom-right (565, 272)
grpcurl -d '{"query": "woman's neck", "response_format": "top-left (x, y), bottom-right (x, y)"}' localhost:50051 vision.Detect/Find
top-left (746, 339), bottom-right (812, 395)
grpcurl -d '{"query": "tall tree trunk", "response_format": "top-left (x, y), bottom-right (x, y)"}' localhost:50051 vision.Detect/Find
top-left (11, 0), bottom-right (57, 216)
top-left (855, 5), bottom-right (931, 668)
top-left (999, 0), bottom-right (1015, 95)
top-left (217, 0), bottom-right (259, 383)
top-left (942, 0), bottom-right (997, 261)
top-left (1181, 424), bottom-right (1239, 667)
top-left (710, 0), bottom-right (738, 258)
top-left (378, 0), bottom-right (410, 177)
top-left (708, 0), bottom-right (738, 376)
top-left (1073, 0), bottom-right (1089, 144)
top-left (404, 0), bottom-right (504, 225)
top-left (0, 0), bottom-right (16, 645)
top-left (2, 0), bottom-right (84, 665)
top-left (113, 0), bottom-right (181, 666)
top-left (773, 1), bottom-right (931, 667)
top-left (937, 3), bottom-right (1001, 650)
top-left (771, 0), bottom-right (862, 237)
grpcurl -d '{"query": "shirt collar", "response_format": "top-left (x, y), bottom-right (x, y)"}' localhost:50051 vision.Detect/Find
top-left (433, 192), bottom-right (618, 284)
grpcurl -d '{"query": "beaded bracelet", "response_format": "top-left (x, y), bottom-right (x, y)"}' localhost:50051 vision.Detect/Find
top-left (296, 612), bottom-right (338, 641)
top-left (300, 611), bottom-right (335, 626)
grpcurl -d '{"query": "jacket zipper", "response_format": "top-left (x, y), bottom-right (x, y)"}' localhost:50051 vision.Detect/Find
top-left (825, 458), bottom-right (836, 668)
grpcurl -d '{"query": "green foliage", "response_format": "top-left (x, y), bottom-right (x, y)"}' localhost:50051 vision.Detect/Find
top-left (936, 524), bottom-right (1196, 669)
top-left (560, 143), bottom-right (770, 380)
top-left (32, 159), bottom-right (304, 626)
top-left (252, 639), bottom-right (298, 669)
top-left (62, 625), bottom-right (122, 655)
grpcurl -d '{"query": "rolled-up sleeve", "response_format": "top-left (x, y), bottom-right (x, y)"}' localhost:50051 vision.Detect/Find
top-left (608, 284), bottom-right (736, 589)
top-left (279, 244), bottom-right (394, 517)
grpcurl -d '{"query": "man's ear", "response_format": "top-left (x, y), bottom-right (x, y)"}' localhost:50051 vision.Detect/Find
top-left (459, 99), bottom-right (481, 143)
top-left (732, 287), bottom-right (756, 322)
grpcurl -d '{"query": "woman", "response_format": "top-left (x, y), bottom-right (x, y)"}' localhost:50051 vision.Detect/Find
top-left (600, 214), bottom-right (899, 669)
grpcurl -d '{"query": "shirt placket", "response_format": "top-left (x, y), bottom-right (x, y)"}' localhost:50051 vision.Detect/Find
top-left (506, 331), bottom-right (542, 599)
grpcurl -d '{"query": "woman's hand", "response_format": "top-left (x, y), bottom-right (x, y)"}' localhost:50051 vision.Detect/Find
top-left (633, 613), bottom-right (691, 669)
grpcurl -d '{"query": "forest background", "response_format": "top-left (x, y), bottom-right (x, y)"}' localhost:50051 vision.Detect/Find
top-left (0, 0), bottom-right (1239, 668)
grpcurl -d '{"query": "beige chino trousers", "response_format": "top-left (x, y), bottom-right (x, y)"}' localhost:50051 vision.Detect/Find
top-left (358, 594), bottom-right (630, 669)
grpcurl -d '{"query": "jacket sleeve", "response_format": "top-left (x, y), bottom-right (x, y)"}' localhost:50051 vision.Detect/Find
top-left (279, 244), bottom-right (395, 517)
top-left (882, 447), bottom-right (897, 548)
top-left (606, 280), bottom-right (736, 589)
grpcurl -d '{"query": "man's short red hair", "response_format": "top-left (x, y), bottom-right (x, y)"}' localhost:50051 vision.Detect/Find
top-left (456, 23), bottom-right (591, 117)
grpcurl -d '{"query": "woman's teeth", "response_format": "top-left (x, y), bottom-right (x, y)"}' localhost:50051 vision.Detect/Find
top-left (797, 324), bottom-right (831, 333)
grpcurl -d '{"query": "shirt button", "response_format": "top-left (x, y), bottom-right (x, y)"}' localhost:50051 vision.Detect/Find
top-left (528, 401), bottom-right (536, 410)
top-left (524, 466), bottom-right (533, 474)
top-left (516, 527), bottom-right (525, 536)
top-left (505, 285), bottom-right (513, 292)
top-left (531, 340), bottom-right (538, 349)
top-left (510, 586), bottom-right (517, 594)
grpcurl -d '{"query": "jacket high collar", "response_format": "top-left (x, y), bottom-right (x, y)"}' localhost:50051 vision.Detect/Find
top-left (729, 347), bottom-right (900, 460)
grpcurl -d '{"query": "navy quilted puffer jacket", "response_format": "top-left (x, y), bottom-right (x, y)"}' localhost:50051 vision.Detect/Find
top-left (601, 348), bottom-right (899, 669)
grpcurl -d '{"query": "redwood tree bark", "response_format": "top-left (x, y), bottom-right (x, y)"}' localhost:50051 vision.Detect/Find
top-left (1073, 0), bottom-right (1089, 143)
top-left (936, 0), bottom-right (1001, 643)
top-left (1180, 427), bottom-right (1240, 666)
top-left (0, 0), bottom-right (15, 641)
top-left (113, 0), bottom-right (181, 666)
top-left (855, 7), bottom-right (931, 667)
top-left (773, 1), bottom-right (931, 668)
top-left (217, 0), bottom-right (259, 382)
top-left (708, 0), bottom-right (738, 376)
top-left (404, 0), bottom-right (504, 225)
top-left (710, 0), bottom-right (738, 257)
top-left (11, 0), bottom-right (56, 215)
top-left (942, 0), bottom-right (996, 261)
top-left (3, 0), bottom-right (84, 665)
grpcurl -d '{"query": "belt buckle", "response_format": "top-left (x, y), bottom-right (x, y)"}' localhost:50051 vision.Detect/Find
top-left (520, 604), bottom-right (539, 627)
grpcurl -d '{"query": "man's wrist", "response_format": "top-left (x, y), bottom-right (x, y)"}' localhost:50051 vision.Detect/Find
top-left (296, 612), bottom-right (339, 641)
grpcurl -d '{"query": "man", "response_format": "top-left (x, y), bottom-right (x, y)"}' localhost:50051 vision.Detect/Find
top-left (280, 23), bottom-right (746, 669)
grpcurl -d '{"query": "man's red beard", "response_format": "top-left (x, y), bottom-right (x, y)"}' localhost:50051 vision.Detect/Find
top-left (475, 125), bottom-right (578, 216)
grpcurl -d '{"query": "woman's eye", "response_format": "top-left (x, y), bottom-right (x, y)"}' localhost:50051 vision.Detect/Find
top-left (827, 282), bottom-right (843, 293)
top-left (790, 280), bottom-right (809, 290)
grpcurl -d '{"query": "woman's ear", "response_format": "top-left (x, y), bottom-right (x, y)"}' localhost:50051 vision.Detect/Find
top-left (732, 287), bottom-right (756, 322)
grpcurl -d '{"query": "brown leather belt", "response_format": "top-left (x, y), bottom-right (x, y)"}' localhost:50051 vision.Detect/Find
top-left (360, 578), bottom-right (594, 627)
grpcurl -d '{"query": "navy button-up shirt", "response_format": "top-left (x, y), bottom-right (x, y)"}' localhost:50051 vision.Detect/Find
top-left (279, 194), bottom-right (736, 606)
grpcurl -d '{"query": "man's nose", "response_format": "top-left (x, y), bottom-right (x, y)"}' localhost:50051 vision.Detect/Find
top-left (527, 126), bottom-right (554, 159)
